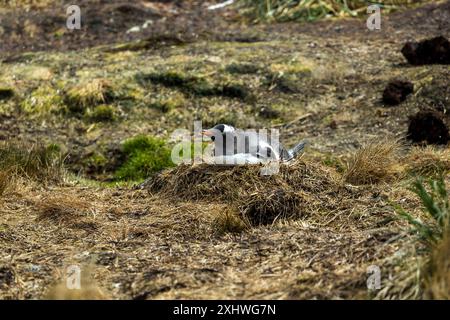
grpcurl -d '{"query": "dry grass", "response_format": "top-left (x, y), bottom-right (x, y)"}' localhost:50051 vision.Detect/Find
top-left (35, 195), bottom-right (95, 228)
top-left (239, 189), bottom-right (310, 225)
top-left (0, 161), bottom-right (430, 299)
top-left (426, 231), bottom-right (450, 299)
top-left (344, 140), bottom-right (402, 185)
top-left (147, 159), bottom-right (341, 201)
top-left (0, 169), bottom-right (14, 197)
top-left (65, 79), bottom-right (115, 113)
top-left (212, 207), bottom-right (249, 234)
top-left (45, 282), bottom-right (107, 300)
top-left (45, 266), bottom-right (108, 300)
top-left (146, 159), bottom-right (344, 226)
top-left (405, 146), bottom-right (450, 178)
top-left (0, 142), bottom-right (65, 192)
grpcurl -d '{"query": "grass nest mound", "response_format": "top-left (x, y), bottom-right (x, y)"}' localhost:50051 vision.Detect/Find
top-left (145, 159), bottom-right (343, 225)
top-left (239, 189), bottom-right (310, 225)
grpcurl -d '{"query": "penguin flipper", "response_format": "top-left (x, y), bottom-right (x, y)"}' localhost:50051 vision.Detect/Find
top-left (285, 141), bottom-right (307, 161)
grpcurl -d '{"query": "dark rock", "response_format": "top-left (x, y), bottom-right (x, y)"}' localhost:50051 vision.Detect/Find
top-left (0, 266), bottom-right (14, 287)
top-left (407, 110), bottom-right (449, 145)
top-left (382, 80), bottom-right (414, 105)
top-left (401, 36), bottom-right (450, 65)
top-left (0, 88), bottom-right (14, 101)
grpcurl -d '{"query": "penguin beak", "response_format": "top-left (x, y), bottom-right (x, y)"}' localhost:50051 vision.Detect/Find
top-left (202, 129), bottom-right (214, 137)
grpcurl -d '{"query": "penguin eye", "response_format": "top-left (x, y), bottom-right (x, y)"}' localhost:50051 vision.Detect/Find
top-left (211, 136), bottom-right (215, 142)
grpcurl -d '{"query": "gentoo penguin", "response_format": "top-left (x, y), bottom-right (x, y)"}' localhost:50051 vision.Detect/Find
top-left (202, 124), bottom-right (306, 164)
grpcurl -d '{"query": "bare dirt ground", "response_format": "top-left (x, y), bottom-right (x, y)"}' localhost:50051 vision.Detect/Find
top-left (0, 1), bottom-right (449, 299)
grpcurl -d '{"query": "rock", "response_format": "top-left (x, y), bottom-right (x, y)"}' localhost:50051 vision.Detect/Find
top-left (401, 36), bottom-right (450, 65)
top-left (407, 110), bottom-right (449, 145)
top-left (0, 88), bottom-right (14, 101)
top-left (0, 266), bottom-right (14, 287)
top-left (382, 80), bottom-right (414, 105)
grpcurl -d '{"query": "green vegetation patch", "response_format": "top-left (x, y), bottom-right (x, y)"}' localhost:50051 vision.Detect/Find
top-left (115, 135), bottom-right (174, 181)
top-left (394, 177), bottom-right (449, 246)
top-left (20, 85), bottom-right (64, 114)
top-left (85, 105), bottom-right (117, 122)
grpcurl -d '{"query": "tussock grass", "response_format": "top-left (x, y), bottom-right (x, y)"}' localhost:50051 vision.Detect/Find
top-left (405, 146), bottom-right (450, 178)
top-left (0, 141), bottom-right (64, 184)
top-left (65, 79), bottom-right (115, 113)
top-left (344, 140), bottom-right (401, 185)
top-left (0, 0), bottom-right (56, 9)
top-left (225, 63), bottom-right (261, 75)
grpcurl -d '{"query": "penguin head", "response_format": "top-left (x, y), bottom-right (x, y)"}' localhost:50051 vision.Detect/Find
top-left (202, 124), bottom-right (235, 142)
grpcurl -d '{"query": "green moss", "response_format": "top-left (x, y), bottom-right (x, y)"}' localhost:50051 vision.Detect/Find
top-left (86, 105), bottom-right (117, 122)
top-left (0, 87), bottom-right (14, 100)
top-left (115, 135), bottom-right (174, 181)
top-left (20, 86), bottom-right (64, 114)
top-left (85, 152), bottom-right (109, 173)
